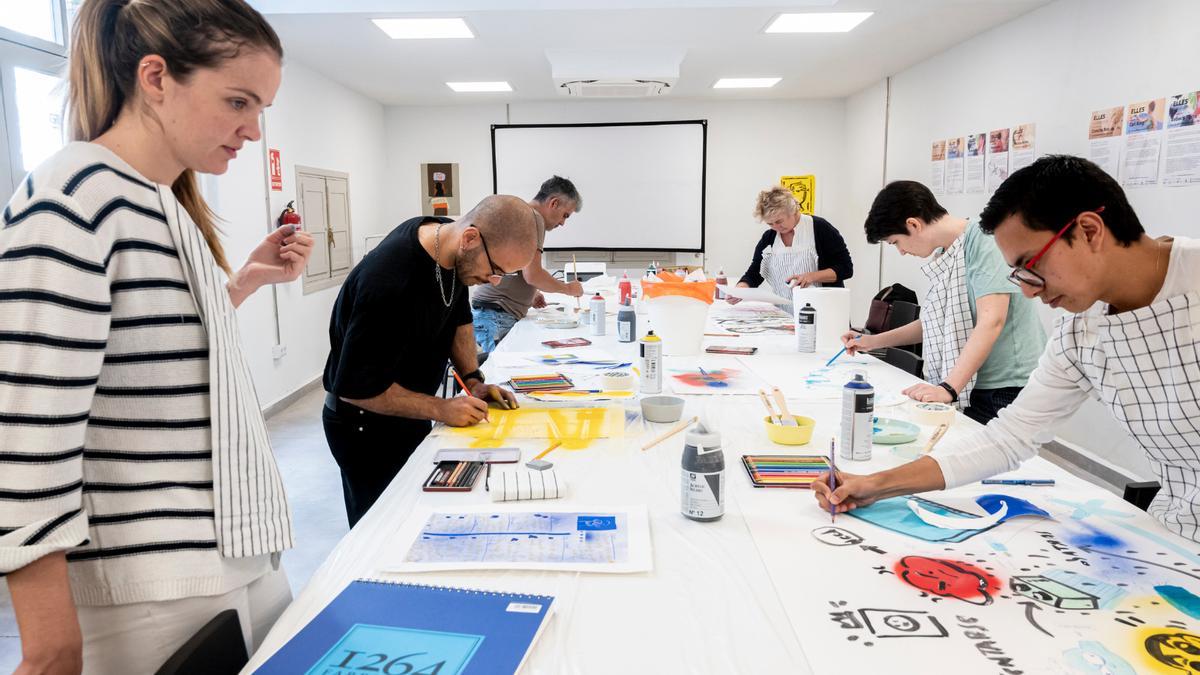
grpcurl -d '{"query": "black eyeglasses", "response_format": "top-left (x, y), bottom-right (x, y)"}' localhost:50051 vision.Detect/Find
top-left (1007, 206), bottom-right (1105, 289)
top-left (475, 228), bottom-right (518, 285)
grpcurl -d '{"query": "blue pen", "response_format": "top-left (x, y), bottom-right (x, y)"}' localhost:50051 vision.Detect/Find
top-left (981, 479), bottom-right (1056, 486)
top-left (825, 335), bottom-right (861, 367)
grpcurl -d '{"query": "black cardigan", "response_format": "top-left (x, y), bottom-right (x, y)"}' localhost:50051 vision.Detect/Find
top-left (737, 216), bottom-right (854, 288)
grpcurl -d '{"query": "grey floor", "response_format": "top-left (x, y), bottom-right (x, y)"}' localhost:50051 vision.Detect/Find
top-left (0, 387), bottom-right (345, 672)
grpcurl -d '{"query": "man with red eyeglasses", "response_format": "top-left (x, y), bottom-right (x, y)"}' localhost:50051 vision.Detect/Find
top-left (815, 155), bottom-right (1200, 544)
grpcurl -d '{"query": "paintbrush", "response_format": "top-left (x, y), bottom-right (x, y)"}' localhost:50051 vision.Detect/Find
top-left (572, 254), bottom-right (581, 313)
top-left (642, 416), bottom-right (698, 451)
top-left (771, 386), bottom-right (798, 427)
top-left (825, 335), bottom-right (861, 367)
top-left (920, 423), bottom-right (949, 454)
top-left (758, 389), bottom-right (782, 425)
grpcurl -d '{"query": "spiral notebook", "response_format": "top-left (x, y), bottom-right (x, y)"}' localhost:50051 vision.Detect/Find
top-left (254, 579), bottom-right (554, 675)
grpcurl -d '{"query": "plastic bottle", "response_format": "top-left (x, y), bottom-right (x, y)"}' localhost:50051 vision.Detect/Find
top-left (639, 331), bottom-right (662, 394)
top-left (618, 273), bottom-right (632, 305)
top-left (617, 300), bottom-right (636, 343)
top-left (681, 426), bottom-right (725, 521)
top-left (840, 372), bottom-right (875, 461)
top-left (714, 268), bottom-right (728, 299)
top-left (796, 302), bottom-right (817, 353)
top-left (589, 293), bottom-right (606, 336)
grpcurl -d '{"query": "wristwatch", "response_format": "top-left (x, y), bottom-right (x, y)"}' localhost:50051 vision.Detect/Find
top-left (461, 369), bottom-right (485, 387)
top-left (936, 381), bottom-right (959, 403)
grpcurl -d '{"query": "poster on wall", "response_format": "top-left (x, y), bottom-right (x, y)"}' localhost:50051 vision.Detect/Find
top-left (945, 137), bottom-right (965, 193)
top-left (1122, 98), bottom-right (1165, 187)
top-left (929, 140), bottom-right (947, 195)
top-left (268, 148), bottom-right (283, 191)
top-left (1088, 106), bottom-right (1124, 178)
top-left (1163, 91), bottom-right (1200, 186)
top-left (964, 133), bottom-right (986, 193)
top-left (1009, 123), bottom-right (1037, 172)
top-left (421, 163), bottom-right (460, 216)
top-left (985, 128), bottom-right (1010, 192)
top-left (780, 175), bottom-right (816, 214)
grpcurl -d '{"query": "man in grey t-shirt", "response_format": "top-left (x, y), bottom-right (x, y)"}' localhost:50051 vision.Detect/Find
top-left (473, 176), bottom-right (585, 352)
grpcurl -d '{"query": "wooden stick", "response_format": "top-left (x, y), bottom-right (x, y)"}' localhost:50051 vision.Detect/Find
top-left (758, 389), bottom-right (781, 425)
top-left (704, 332), bottom-right (739, 338)
top-left (533, 440), bottom-right (562, 461)
top-left (920, 424), bottom-right (950, 455)
top-left (642, 416), bottom-right (698, 451)
top-left (771, 386), bottom-right (797, 427)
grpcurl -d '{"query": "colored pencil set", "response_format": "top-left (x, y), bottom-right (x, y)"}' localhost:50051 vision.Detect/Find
top-left (741, 455), bottom-right (831, 489)
top-left (509, 373), bottom-right (575, 393)
top-left (422, 460), bottom-right (484, 492)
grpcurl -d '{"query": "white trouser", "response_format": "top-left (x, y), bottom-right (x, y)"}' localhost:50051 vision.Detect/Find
top-left (76, 567), bottom-right (292, 674)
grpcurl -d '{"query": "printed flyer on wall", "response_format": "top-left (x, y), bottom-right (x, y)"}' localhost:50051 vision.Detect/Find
top-left (930, 140), bottom-right (946, 194)
top-left (1122, 98), bottom-right (1165, 187)
top-left (985, 128), bottom-right (1010, 192)
top-left (1088, 106), bottom-right (1124, 178)
top-left (945, 137), bottom-right (965, 193)
top-left (1164, 91), bottom-right (1200, 186)
top-left (1009, 123), bottom-right (1036, 171)
top-left (964, 132), bottom-right (986, 193)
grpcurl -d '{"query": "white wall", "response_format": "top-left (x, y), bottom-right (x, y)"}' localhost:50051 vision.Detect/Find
top-left (849, 0), bottom-right (1200, 478)
top-left (206, 60), bottom-right (388, 408)
top-left (384, 98), bottom-right (885, 321)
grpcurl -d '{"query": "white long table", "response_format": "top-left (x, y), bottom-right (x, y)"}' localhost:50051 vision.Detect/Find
top-left (247, 301), bottom-right (1200, 674)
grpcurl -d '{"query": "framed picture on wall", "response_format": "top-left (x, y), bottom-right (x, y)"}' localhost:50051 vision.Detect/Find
top-left (421, 162), bottom-right (460, 216)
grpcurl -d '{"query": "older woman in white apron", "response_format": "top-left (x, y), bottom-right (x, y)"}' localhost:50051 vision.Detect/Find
top-left (815, 155), bottom-right (1200, 545)
top-left (734, 186), bottom-right (853, 313)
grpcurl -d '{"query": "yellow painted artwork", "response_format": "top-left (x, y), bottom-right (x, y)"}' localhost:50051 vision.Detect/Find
top-left (780, 175), bottom-right (815, 214)
top-left (438, 406), bottom-right (624, 449)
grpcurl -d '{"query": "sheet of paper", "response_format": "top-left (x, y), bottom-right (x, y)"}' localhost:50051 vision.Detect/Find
top-left (1088, 105), bottom-right (1125, 178)
top-left (721, 285), bottom-right (792, 305)
top-left (383, 504), bottom-right (652, 573)
top-left (930, 140), bottom-right (946, 195)
top-left (986, 128), bottom-right (1010, 192)
top-left (964, 133), bottom-right (986, 193)
top-left (1164, 91), bottom-right (1200, 186)
top-left (945, 137), bottom-right (965, 193)
top-left (1009, 123), bottom-right (1036, 171)
top-left (666, 355), bottom-right (770, 395)
top-left (1123, 98), bottom-right (1165, 187)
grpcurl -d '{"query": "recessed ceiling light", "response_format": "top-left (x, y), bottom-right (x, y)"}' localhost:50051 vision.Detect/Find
top-left (447, 81), bottom-right (513, 93)
top-left (713, 78), bottom-right (781, 89)
top-left (765, 12), bottom-right (873, 33)
top-left (372, 18), bottom-right (473, 39)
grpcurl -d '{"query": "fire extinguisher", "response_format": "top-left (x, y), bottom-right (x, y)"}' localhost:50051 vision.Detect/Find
top-left (277, 200), bottom-right (302, 230)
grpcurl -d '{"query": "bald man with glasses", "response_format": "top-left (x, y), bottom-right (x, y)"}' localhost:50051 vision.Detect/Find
top-left (322, 195), bottom-right (538, 526)
top-left (815, 155), bottom-right (1200, 546)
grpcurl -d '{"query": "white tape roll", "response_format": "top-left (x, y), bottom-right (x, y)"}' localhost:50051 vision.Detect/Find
top-left (602, 370), bottom-right (635, 391)
top-left (911, 402), bottom-right (956, 427)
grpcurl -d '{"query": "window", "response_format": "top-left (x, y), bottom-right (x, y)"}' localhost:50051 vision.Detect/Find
top-left (296, 166), bottom-right (355, 293)
top-left (0, 0), bottom-right (62, 45)
top-left (14, 67), bottom-right (65, 171)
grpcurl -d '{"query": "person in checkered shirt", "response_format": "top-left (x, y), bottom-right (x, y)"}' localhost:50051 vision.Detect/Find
top-left (816, 155), bottom-right (1200, 543)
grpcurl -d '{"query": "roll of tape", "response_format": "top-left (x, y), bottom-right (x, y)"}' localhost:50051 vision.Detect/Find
top-left (911, 401), bottom-right (956, 427)
top-left (602, 370), bottom-right (635, 391)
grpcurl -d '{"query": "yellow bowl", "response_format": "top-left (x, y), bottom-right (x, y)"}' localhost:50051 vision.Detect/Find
top-left (764, 415), bottom-right (816, 445)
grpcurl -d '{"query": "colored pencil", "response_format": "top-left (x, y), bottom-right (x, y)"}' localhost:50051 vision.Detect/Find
top-left (533, 440), bottom-right (563, 461)
top-left (981, 479), bottom-right (1056, 486)
top-left (451, 369), bottom-right (489, 422)
top-left (825, 335), bottom-right (861, 367)
top-left (642, 416), bottom-right (698, 451)
top-left (829, 437), bottom-right (837, 523)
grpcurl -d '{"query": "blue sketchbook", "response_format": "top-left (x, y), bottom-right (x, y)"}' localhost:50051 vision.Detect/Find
top-left (255, 580), bottom-right (554, 675)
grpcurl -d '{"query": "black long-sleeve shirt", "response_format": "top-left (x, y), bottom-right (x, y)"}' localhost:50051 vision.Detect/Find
top-left (737, 216), bottom-right (854, 288)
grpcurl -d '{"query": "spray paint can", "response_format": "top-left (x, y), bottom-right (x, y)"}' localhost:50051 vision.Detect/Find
top-left (590, 293), bottom-right (606, 336)
top-left (840, 371), bottom-right (874, 461)
top-left (618, 273), bottom-right (632, 305)
top-left (796, 302), bottom-right (817, 353)
top-left (681, 426), bottom-right (725, 521)
top-left (639, 331), bottom-right (662, 394)
top-left (617, 300), bottom-right (636, 343)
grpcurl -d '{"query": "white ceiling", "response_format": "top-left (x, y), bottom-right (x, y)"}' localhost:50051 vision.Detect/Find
top-left (253, 0), bottom-right (1050, 106)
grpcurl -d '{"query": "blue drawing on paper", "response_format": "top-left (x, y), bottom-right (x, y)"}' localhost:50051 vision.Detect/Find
top-left (407, 512), bottom-right (628, 564)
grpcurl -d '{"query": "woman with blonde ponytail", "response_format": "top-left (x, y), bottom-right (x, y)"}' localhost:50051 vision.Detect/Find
top-left (0, 0), bottom-right (314, 672)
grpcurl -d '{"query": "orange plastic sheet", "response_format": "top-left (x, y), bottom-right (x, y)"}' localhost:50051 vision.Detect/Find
top-left (640, 278), bottom-right (717, 304)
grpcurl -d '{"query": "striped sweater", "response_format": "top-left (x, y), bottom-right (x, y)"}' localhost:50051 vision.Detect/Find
top-left (0, 143), bottom-right (291, 606)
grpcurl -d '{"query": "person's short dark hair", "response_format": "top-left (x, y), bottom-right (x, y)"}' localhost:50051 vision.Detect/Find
top-left (533, 175), bottom-right (582, 211)
top-left (863, 181), bottom-right (948, 244)
top-left (979, 155), bottom-right (1144, 246)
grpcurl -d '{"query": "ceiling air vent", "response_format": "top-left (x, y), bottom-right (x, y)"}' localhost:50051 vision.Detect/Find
top-left (558, 79), bottom-right (672, 98)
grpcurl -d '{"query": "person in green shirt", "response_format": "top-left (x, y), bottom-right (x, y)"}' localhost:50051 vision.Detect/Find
top-left (841, 181), bottom-right (1046, 423)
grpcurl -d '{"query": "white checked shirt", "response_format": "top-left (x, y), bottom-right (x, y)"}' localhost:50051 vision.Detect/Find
top-left (932, 236), bottom-right (1200, 542)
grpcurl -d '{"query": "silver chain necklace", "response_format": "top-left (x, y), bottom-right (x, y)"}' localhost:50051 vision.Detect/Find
top-left (433, 221), bottom-right (456, 307)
